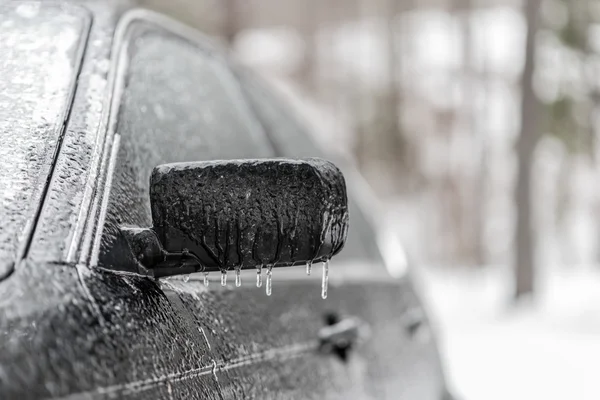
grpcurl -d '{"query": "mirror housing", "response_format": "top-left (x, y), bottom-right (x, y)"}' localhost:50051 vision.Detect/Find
top-left (121, 158), bottom-right (349, 277)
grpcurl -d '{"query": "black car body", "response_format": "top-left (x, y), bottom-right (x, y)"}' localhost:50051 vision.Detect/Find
top-left (0, 2), bottom-right (448, 399)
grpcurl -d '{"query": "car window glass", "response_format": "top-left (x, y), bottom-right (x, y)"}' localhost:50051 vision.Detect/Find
top-left (99, 23), bottom-right (274, 266)
top-left (237, 72), bottom-right (385, 267)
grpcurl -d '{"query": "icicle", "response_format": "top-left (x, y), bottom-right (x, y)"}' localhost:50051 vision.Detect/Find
top-left (203, 272), bottom-right (209, 287)
top-left (256, 264), bottom-right (263, 288)
top-left (266, 265), bottom-right (273, 296)
top-left (306, 260), bottom-right (312, 276)
top-left (183, 274), bottom-right (190, 283)
top-left (321, 260), bottom-right (329, 299)
top-left (235, 268), bottom-right (241, 287)
top-left (221, 270), bottom-right (227, 286)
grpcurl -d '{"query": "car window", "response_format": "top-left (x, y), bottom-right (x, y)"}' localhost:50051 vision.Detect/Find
top-left (236, 71), bottom-right (385, 267)
top-left (99, 21), bottom-right (274, 266)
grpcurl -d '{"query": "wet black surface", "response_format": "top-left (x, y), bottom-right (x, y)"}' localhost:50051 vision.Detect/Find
top-left (0, 261), bottom-right (219, 399)
top-left (0, 3), bottom-right (89, 278)
top-left (149, 158), bottom-right (348, 272)
top-left (0, 3), bottom-right (447, 399)
top-left (27, 1), bottom-right (128, 265)
top-left (0, 260), bottom-right (444, 400)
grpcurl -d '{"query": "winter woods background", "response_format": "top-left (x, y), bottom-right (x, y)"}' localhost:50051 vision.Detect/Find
top-left (138, 0), bottom-right (600, 398)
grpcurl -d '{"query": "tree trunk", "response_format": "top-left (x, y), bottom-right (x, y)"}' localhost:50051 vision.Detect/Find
top-left (296, 0), bottom-right (318, 92)
top-left (462, 0), bottom-right (487, 267)
top-left (514, 0), bottom-right (542, 300)
top-left (386, 0), bottom-right (401, 139)
top-left (222, 0), bottom-right (241, 46)
top-left (385, 0), bottom-right (415, 193)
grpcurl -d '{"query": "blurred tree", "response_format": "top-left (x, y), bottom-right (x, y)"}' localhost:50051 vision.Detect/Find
top-left (386, 0), bottom-right (402, 145)
top-left (514, 0), bottom-right (543, 300)
top-left (353, 0), bottom-right (421, 196)
top-left (540, 0), bottom-right (599, 265)
top-left (222, 0), bottom-right (242, 45)
top-left (296, 0), bottom-right (318, 92)
top-left (542, 0), bottom-right (594, 155)
top-left (458, 0), bottom-right (487, 266)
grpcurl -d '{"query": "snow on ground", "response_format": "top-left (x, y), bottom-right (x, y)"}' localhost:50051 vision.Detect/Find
top-left (416, 265), bottom-right (600, 400)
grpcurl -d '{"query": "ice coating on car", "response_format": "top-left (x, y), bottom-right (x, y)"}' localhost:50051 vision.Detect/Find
top-left (0, 5), bottom-right (447, 398)
top-left (0, 4), bottom-right (89, 278)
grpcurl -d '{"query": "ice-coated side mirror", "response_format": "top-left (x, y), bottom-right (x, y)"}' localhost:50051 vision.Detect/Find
top-left (120, 158), bottom-right (349, 284)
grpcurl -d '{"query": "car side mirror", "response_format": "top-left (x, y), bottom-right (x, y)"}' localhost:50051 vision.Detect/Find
top-left (119, 158), bottom-right (349, 288)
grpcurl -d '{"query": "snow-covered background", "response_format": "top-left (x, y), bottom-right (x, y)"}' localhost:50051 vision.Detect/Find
top-left (232, 10), bottom-right (600, 399)
top-left (417, 265), bottom-right (600, 400)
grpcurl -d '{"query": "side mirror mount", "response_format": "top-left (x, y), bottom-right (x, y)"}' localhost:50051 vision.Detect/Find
top-left (118, 158), bottom-right (349, 282)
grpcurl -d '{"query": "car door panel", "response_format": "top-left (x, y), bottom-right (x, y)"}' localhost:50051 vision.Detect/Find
top-left (0, 261), bottom-right (223, 400)
top-left (2, 262), bottom-right (442, 399)
top-left (160, 275), bottom-right (444, 400)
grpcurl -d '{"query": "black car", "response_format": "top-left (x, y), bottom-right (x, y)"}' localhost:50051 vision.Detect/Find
top-left (0, 2), bottom-right (449, 399)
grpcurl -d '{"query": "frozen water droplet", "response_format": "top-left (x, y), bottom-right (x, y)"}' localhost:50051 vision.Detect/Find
top-left (204, 272), bottom-right (209, 287)
top-left (266, 266), bottom-right (273, 296)
top-left (306, 261), bottom-right (312, 276)
top-left (183, 274), bottom-right (190, 283)
top-left (221, 270), bottom-right (227, 286)
top-left (256, 265), bottom-right (263, 288)
top-left (235, 268), bottom-right (241, 287)
top-left (321, 260), bottom-right (329, 299)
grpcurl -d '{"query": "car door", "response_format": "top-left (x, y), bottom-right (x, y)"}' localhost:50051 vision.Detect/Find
top-left (91, 11), bottom-right (446, 400)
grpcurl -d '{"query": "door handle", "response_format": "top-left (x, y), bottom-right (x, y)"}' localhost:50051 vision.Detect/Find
top-left (318, 314), bottom-right (370, 361)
